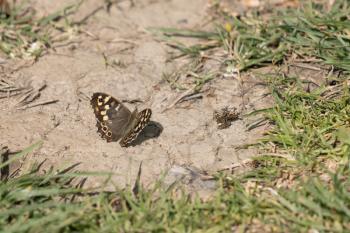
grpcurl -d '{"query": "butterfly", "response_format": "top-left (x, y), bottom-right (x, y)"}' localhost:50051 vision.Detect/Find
top-left (91, 92), bottom-right (152, 147)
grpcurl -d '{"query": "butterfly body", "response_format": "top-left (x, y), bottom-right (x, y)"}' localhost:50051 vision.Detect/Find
top-left (91, 93), bottom-right (152, 147)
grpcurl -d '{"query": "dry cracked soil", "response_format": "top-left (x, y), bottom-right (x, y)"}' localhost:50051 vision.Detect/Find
top-left (0, 0), bottom-right (272, 195)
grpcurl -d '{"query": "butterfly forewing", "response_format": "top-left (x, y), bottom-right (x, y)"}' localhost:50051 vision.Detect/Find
top-left (91, 93), bottom-right (133, 142)
top-left (120, 108), bottom-right (152, 147)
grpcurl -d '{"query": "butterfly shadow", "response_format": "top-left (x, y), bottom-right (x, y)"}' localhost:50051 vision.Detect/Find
top-left (129, 121), bottom-right (163, 147)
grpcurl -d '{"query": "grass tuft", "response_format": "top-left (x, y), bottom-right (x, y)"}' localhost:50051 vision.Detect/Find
top-left (152, 1), bottom-right (350, 76)
top-left (0, 1), bottom-right (82, 59)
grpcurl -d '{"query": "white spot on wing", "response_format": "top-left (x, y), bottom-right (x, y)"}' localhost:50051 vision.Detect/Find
top-left (104, 96), bottom-right (111, 103)
top-left (97, 96), bottom-right (103, 106)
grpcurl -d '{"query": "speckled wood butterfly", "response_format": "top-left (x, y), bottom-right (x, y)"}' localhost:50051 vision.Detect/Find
top-left (91, 93), bottom-right (152, 147)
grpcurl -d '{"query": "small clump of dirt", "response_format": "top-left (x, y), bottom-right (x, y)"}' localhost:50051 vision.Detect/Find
top-left (213, 106), bottom-right (240, 129)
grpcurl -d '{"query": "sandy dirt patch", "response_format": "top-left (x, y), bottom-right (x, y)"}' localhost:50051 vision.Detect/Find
top-left (0, 0), bottom-right (272, 194)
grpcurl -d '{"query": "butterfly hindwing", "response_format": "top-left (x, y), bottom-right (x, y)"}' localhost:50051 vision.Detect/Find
top-left (120, 108), bottom-right (152, 147)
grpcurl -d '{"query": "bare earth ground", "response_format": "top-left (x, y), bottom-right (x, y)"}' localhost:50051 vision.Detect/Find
top-left (0, 0), bottom-right (272, 195)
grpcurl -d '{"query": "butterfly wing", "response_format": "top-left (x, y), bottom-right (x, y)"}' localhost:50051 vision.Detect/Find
top-left (91, 93), bottom-right (135, 142)
top-left (120, 108), bottom-right (152, 147)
